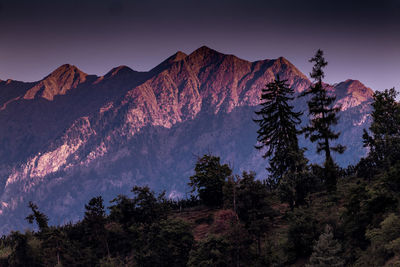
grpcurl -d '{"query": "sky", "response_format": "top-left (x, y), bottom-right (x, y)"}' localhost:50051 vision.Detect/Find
top-left (0, 0), bottom-right (399, 91)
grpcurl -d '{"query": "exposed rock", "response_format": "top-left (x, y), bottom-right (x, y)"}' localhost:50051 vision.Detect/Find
top-left (23, 64), bottom-right (88, 100)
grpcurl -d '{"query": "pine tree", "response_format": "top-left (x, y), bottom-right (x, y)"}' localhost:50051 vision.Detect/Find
top-left (301, 49), bottom-right (345, 191)
top-left (307, 225), bottom-right (345, 267)
top-left (254, 75), bottom-right (305, 184)
top-left (254, 75), bottom-right (312, 207)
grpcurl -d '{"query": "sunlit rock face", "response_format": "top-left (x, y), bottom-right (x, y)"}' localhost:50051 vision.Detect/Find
top-left (333, 79), bottom-right (374, 111)
top-left (0, 46), bottom-right (373, 234)
top-left (23, 64), bottom-right (89, 101)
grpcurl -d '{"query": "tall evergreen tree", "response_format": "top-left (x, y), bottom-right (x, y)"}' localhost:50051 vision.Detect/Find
top-left (301, 49), bottom-right (345, 191)
top-left (254, 75), bottom-right (305, 184)
top-left (254, 75), bottom-right (312, 207)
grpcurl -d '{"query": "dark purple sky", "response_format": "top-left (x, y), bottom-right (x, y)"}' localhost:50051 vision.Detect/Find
top-left (0, 0), bottom-right (399, 91)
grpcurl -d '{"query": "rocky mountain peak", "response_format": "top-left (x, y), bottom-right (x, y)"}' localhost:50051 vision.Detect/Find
top-left (276, 56), bottom-right (290, 64)
top-left (335, 79), bottom-right (373, 100)
top-left (186, 46), bottom-right (224, 65)
top-left (150, 51), bottom-right (188, 74)
top-left (343, 79), bottom-right (373, 95)
top-left (49, 64), bottom-right (83, 76)
top-left (273, 57), bottom-right (309, 81)
top-left (171, 51), bottom-right (187, 62)
top-left (106, 65), bottom-right (136, 78)
top-left (333, 79), bottom-right (374, 110)
top-left (192, 45), bottom-right (219, 55)
top-left (23, 64), bottom-right (88, 100)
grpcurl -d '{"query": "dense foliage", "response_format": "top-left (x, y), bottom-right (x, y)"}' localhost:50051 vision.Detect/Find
top-left (189, 154), bottom-right (232, 207)
top-left (1, 50), bottom-right (400, 266)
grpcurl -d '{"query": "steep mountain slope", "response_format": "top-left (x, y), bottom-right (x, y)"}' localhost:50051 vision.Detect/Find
top-left (0, 46), bottom-right (373, 233)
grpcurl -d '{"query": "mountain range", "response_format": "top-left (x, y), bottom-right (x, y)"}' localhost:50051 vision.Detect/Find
top-left (0, 46), bottom-right (374, 234)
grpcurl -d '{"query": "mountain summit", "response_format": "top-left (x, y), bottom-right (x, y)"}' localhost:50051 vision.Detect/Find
top-left (23, 64), bottom-right (88, 100)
